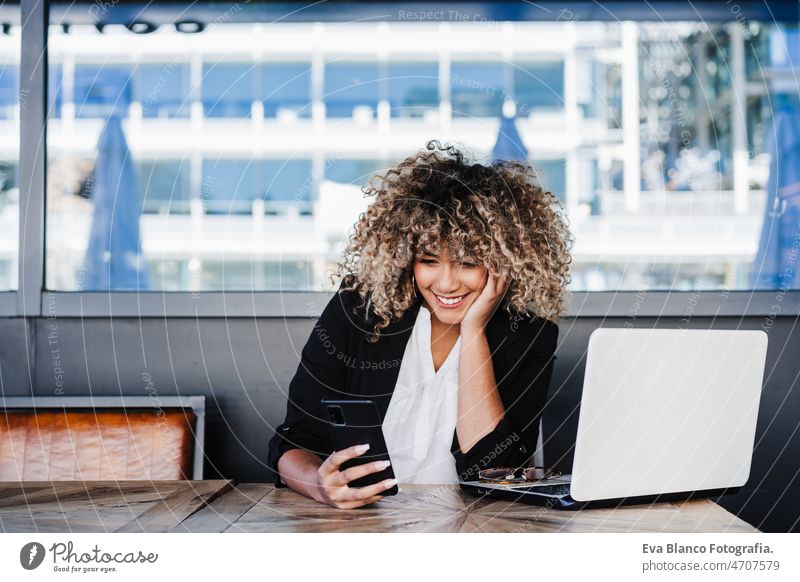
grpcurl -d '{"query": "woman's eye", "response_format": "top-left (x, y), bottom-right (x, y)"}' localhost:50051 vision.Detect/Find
top-left (462, 262), bottom-right (478, 268)
top-left (419, 258), bottom-right (437, 265)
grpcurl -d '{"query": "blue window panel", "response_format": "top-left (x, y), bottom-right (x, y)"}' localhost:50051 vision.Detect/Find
top-left (769, 27), bottom-right (800, 69)
top-left (202, 63), bottom-right (255, 118)
top-left (139, 160), bottom-right (190, 214)
top-left (0, 65), bottom-right (19, 120)
top-left (48, 67), bottom-right (63, 119)
top-left (262, 159), bottom-right (313, 202)
top-left (535, 159), bottom-right (566, 202)
top-left (0, 161), bottom-right (16, 193)
top-left (262, 63), bottom-right (312, 118)
top-left (136, 64), bottom-right (191, 119)
top-left (263, 261), bottom-right (313, 289)
top-left (325, 159), bottom-right (384, 186)
top-left (201, 260), bottom-right (313, 291)
top-left (201, 159), bottom-right (259, 214)
top-left (767, 27), bottom-right (800, 95)
top-left (387, 62), bottom-right (439, 118)
top-left (450, 62), bottom-right (506, 117)
top-left (324, 63), bottom-right (380, 118)
top-left (514, 61), bottom-right (564, 113)
top-left (451, 62), bottom-right (505, 118)
top-left (73, 66), bottom-right (132, 119)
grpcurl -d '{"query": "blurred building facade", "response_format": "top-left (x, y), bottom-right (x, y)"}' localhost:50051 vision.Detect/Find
top-left (0, 17), bottom-right (797, 292)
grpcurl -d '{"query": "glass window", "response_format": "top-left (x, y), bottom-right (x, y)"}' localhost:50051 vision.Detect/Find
top-left (324, 62), bottom-right (380, 118)
top-left (73, 65), bottom-right (132, 119)
top-left (514, 61), bottom-right (564, 114)
top-left (534, 160), bottom-right (566, 203)
top-left (146, 259), bottom-right (188, 291)
top-left (201, 260), bottom-right (313, 291)
top-left (202, 63), bottom-right (254, 118)
top-left (262, 159), bottom-right (313, 214)
top-left (325, 159), bottom-right (384, 185)
top-left (0, 64), bottom-right (18, 120)
top-left (0, 159), bottom-right (17, 289)
top-left (604, 62), bottom-right (623, 129)
top-left (139, 160), bottom-right (190, 214)
top-left (262, 63), bottom-right (311, 118)
top-left (48, 67), bottom-right (63, 119)
top-left (0, 19), bottom-right (18, 290)
top-left (41, 11), bottom-right (800, 293)
top-left (201, 159), bottom-right (259, 214)
top-left (136, 64), bottom-right (191, 119)
top-left (451, 62), bottom-right (505, 118)
top-left (0, 161), bottom-right (16, 192)
top-left (200, 159), bottom-right (315, 214)
top-left (387, 62), bottom-right (439, 118)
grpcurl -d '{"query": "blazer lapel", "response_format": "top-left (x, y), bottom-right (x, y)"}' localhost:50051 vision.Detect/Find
top-left (356, 300), bottom-right (421, 421)
top-left (485, 308), bottom-right (515, 352)
top-left (356, 301), bottom-right (517, 421)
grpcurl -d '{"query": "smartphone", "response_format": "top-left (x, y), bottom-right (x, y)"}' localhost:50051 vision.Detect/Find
top-left (320, 398), bottom-right (399, 496)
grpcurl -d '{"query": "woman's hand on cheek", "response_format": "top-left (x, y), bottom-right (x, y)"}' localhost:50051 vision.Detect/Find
top-left (460, 272), bottom-right (509, 333)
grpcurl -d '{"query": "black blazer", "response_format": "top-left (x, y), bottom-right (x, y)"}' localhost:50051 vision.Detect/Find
top-left (267, 288), bottom-right (559, 485)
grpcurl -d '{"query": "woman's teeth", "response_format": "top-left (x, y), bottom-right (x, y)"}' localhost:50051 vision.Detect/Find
top-left (436, 294), bottom-right (465, 305)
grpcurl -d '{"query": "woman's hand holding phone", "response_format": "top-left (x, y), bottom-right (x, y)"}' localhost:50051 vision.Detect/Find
top-left (313, 443), bottom-right (398, 509)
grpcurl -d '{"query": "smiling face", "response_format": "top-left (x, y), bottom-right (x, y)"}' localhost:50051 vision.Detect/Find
top-left (412, 247), bottom-right (488, 326)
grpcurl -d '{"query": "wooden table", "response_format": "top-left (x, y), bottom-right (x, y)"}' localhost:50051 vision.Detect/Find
top-left (0, 481), bottom-right (759, 533)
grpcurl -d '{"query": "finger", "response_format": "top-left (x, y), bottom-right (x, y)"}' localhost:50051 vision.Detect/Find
top-left (494, 272), bottom-right (510, 294)
top-left (357, 495), bottom-right (385, 508)
top-left (488, 273), bottom-right (499, 295)
top-left (346, 478), bottom-right (398, 500)
top-left (497, 273), bottom-right (510, 294)
top-left (475, 272), bottom-right (490, 298)
top-left (478, 273), bottom-right (497, 300)
top-left (321, 443), bottom-right (370, 476)
top-left (339, 459), bottom-right (391, 485)
top-left (337, 495), bottom-right (384, 510)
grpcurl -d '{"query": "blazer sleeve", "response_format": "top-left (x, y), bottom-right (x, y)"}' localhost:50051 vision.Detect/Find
top-left (451, 318), bottom-right (559, 480)
top-left (266, 291), bottom-right (353, 487)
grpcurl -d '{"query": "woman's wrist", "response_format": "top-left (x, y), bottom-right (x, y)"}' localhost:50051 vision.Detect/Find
top-left (278, 448), bottom-right (326, 503)
top-left (459, 324), bottom-right (487, 340)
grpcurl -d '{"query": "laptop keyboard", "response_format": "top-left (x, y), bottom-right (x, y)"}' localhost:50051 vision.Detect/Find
top-left (516, 483), bottom-right (571, 497)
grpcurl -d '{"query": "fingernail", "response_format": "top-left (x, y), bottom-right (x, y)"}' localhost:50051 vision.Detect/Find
top-left (375, 460), bottom-right (390, 470)
top-left (384, 479), bottom-right (398, 488)
top-left (354, 443), bottom-right (370, 453)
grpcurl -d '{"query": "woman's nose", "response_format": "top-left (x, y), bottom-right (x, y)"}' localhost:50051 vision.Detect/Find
top-left (438, 264), bottom-right (459, 291)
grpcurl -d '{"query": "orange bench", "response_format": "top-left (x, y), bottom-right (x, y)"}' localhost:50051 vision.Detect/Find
top-left (0, 396), bottom-right (205, 481)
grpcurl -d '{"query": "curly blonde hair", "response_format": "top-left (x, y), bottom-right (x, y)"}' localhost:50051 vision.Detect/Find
top-left (334, 140), bottom-right (572, 341)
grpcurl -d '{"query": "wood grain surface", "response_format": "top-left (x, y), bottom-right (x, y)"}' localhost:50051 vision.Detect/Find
top-left (0, 482), bottom-right (760, 533)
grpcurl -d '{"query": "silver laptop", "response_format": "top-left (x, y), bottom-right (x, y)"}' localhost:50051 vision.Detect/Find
top-left (460, 328), bottom-right (768, 509)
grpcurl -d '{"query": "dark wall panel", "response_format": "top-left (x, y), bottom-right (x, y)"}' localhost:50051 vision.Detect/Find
top-left (31, 317), bottom-right (310, 482)
top-left (0, 313), bottom-right (794, 530)
top-left (0, 318), bottom-right (34, 395)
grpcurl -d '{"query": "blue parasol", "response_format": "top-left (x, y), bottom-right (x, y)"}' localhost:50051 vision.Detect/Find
top-left (492, 111), bottom-right (529, 162)
top-left (82, 115), bottom-right (150, 290)
top-left (749, 106), bottom-right (800, 290)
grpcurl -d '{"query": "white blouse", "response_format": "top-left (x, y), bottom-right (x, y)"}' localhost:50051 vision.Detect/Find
top-left (382, 306), bottom-right (461, 484)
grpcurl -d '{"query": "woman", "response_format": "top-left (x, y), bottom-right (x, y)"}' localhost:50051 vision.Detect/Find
top-left (267, 141), bottom-right (572, 509)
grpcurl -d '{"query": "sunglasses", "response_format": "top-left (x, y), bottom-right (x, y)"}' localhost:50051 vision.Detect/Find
top-left (478, 466), bottom-right (562, 484)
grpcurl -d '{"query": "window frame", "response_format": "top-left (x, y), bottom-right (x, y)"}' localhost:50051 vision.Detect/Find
top-left (11, 0), bottom-right (800, 318)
